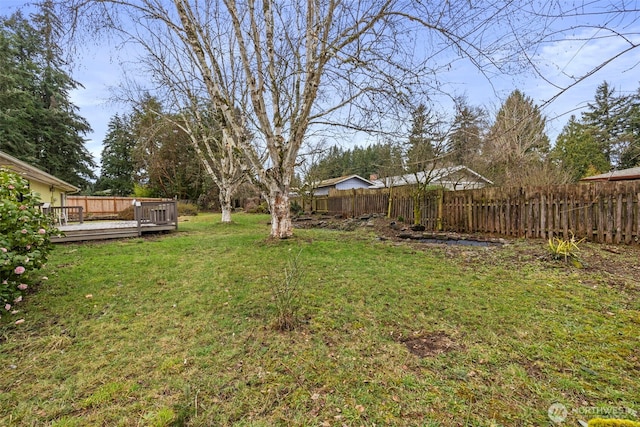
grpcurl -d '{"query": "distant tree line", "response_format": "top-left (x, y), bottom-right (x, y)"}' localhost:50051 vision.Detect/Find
top-left (305, 84), bottom-right (640, 188)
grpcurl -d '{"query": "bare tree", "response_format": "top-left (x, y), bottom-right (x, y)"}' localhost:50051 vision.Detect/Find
top-left (295, 139), bottom-right (330, 214)
top-left (403, 104), bottom-right (450, 226)
top-left (65, 0), bottom-right (640, 237)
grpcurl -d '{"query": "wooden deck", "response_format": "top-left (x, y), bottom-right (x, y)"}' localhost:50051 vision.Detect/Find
top-left (51, 201), bottom-right (178, 243)
top-left (52, 221), bottom-right (177, 243)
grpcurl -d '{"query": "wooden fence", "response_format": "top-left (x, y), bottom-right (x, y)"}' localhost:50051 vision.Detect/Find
top-left (326, 181), bottom-right (640, 244)
top-left (67, 196), bottom-right (171, 218)
top-left (294, 196), bottom-right (329, 213)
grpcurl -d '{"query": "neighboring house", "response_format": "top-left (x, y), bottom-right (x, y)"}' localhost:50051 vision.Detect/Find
top-left (580, 167), bottom-right (640, 182)
top-left (0, 150), bottom-right (79, 206)
top-left (369, 165), bottom-right (493, 190)
top-left (313, 174), bottom-right (375, 196)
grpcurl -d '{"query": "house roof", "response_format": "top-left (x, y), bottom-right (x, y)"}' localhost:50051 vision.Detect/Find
top-left (580, 167), bottom-right (640, 182)
top-left (316, 174), bottom-right (374, 188)
top-left (370, 165), bottom-right (493, 188)
top-left (0, 150), bottom-right (80, 193)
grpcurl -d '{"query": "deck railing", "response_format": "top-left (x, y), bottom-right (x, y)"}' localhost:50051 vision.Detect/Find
top-left (42, 206), bottom-right (84, 225)
top-left (134, 201), bottom-right (178, 232)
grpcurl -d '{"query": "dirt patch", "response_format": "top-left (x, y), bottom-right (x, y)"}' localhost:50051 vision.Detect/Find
top-left (403, 331), bottom-right (459, 357)
top-left (294, 214), bottom-right (505, 245)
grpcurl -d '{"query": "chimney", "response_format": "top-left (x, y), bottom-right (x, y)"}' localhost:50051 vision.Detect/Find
top-left (369, 174), bottom-right (378, 181)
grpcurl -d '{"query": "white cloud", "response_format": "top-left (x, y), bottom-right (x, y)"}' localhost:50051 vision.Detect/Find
top-left (523, 27), bottom-right (640, 138)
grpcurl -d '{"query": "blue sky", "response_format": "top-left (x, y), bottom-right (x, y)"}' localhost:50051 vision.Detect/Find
top-left (2, 0), bottom-right (639, 166)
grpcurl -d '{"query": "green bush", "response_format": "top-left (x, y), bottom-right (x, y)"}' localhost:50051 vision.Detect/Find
top-left (177, 202), bottom-right (199, 216)
top-left (290, 200), bottom-right (303, 216)
top-left (0, 169), bottom-right (57, 316)
top-left (247, 201), bottom-right (269, 214)
top-left (117, 206), bottom-right (135, 220)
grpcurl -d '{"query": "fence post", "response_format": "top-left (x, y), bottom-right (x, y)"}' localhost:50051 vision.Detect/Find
top-left (436, 189), bottom-right (444, 231)
top-left (351, 189), bottom-right (356, 218)
top-left (135, 201), bottom-right (142, 236)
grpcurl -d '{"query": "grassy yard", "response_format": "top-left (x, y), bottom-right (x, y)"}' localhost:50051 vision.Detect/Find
top-left (1, 213), bottom-right (638, 426)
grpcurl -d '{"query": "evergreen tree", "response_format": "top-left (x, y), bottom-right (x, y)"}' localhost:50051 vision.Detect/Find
top-left (552, 115), bottom-right (609, 181)
top-left (447, 97), bottom-right (487, 167)
top-left (0, 12), bottom-right (40, 161)
top-left (306, 143), bottom-right (402, 181)
top-left (618, 87), bottom-right (640, 169)
top-left (0, 5), bottom-right (95, 189)
top-left (484, 90), bottom-right (550, 186)
top-left (131, 96), bottom-right (211, 200)
top-left (405, 104), bottom-right (439, 174)
top-left (581, 81), bottom-right (627, 167)
top-left (97, 114), bottom-right (137, 196)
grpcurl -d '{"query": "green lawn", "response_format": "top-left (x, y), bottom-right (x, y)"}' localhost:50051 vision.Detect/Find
top-left (1, 213), bottom-right (638, 426)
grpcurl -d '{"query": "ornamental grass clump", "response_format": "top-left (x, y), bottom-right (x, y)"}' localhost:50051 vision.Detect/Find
top-left (0, 169), bottom-right (57, 318)
top-left (270, 249), bottom-right (304, 331)
top-left (548, 232), bottom-right (585, 267)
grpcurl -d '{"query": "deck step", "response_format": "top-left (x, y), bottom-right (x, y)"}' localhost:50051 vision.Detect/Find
top-left (52, 229), bottom-right (140, 243)
top-left (52, 222), bottom-right (177, 243)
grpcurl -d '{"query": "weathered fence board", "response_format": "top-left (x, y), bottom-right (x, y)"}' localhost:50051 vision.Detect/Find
top-left (322, 181), bottom-right (640, 244)
top-left (67, 196), bottom-right (170, 218)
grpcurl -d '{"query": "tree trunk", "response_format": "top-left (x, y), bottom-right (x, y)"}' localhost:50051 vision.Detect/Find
top-left (219, 188), bottom-right (233, 223)
top-left (268, 189), bottom-right (293, 239)
top-left (413, 192), bottom-right (421, 225)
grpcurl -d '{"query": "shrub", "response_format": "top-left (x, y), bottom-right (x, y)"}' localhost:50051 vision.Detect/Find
top-left (246, 201), bottom-right (270, 214)
top-left (177, 202), bottom-right (199, 217)
top-left (117, 206), bottom-right (135, 220)
top-left (548, 232), bottom-right (584, 267)
top-left (0, 169), bottom-right (57, 315)
top-left (290, 200), bottom-right (303, 216)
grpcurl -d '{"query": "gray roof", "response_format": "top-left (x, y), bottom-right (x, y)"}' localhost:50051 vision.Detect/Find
top-left (580, 167), bottom-right (640, 182)
top-left (316, 174), bottom-right (374, 188)
top-left (369, 165), bottom-right (493, 188)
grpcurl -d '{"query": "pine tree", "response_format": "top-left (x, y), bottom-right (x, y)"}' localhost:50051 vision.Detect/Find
top-left (618, 87), bottom-right (640, 169)
top-left (0, 12), bottom-right (40, 161)
top-left (552, 115), bottom-right (609, 181)
top-left (581, 81), bottom-right (627, 168)
top-left (97, 114), bottom-right (137, 196)
top-left (405, 104), bottom-right (439, 174)
top-left (0, 4), bottom-right (95, 189)
top-left (447, 97), bottom-right (487, 167)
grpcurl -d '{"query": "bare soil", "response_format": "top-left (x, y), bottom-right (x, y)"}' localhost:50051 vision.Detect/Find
top-left (403, 331), bottom-right (460, 358)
